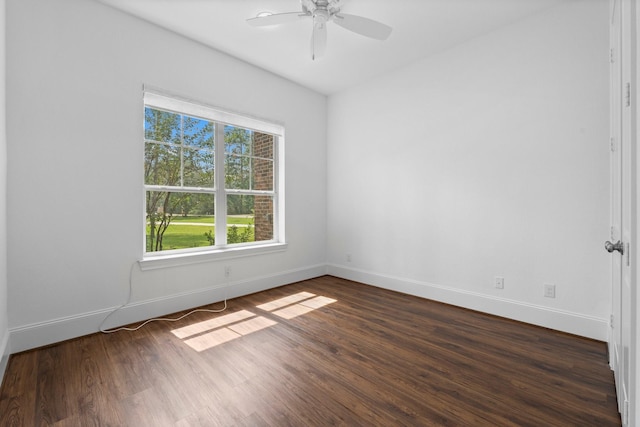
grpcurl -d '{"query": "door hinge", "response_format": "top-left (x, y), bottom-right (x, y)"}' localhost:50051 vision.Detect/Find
top-left (625, 82), bottom-right (631, 107)
top-left (610, 314), bottom-right (614, 328)
top-left (611, 47), bottom-right (615, 63)
top-left (611, 137), bottom-right (616, 152)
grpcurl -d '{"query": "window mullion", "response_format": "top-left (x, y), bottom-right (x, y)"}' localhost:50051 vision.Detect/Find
top-left (144, 185), bottom-right (215, 194)
top-left (180, 114), bottom-right (185, 187)
top-left (225, 189), bottom-right (273, 196)
top-left (272, 136), bottom-right (278, 243)
top-left (214, 122), bottom-right (226, 246)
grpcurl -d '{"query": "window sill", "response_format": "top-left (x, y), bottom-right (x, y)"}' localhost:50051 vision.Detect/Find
top-left (138, 242), bottom-right (288, 271)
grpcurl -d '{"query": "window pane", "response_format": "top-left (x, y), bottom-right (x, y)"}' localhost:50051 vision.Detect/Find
top-left (225, 125), bottom-right (252, 190)
top-left (183, 116), bottom-right (214, 149)
top-left (226, 194), bottom-right (254, 244)
top-left (225, 195), bottom-right (273, 244)
top-left (225, 125), bottom-right (251, 155)
top-left (145, 107), bottom-right (180, 143)
top-left (145, 143), bottom-right (180, 186)
top-left (252, 132), bottom-right (273, 160)
top-left (252, 195), bottom-right (274, 242)
top-left (184, 147), bottom-right (214, 188)
top-left (225, 129), bottom-right (274, 191)
top-left (146, 191), bottom-right (215, 252)
top-left (225, 153), bottom-right (251, 190)
top-left (252, 157), bottom-right (273, 191)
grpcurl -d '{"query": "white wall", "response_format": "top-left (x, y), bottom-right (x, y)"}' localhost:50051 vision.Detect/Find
top-left (6, 0), bottom-right (327, 351)
top-left (3, 0), bottom-right (610, 353)
top-left (327, 1), bottom-right (610, 339)
top-left (0, 0), bottom-right (10, 380)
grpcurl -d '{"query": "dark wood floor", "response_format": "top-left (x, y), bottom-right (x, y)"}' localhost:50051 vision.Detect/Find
top-left (0, 276), bottom-right (620, 426)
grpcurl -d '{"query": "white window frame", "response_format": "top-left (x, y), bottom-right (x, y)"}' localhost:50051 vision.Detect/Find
top-left (139, 90), bottom-right (286, 270)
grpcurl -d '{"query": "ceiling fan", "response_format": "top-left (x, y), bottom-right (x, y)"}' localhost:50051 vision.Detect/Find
top-left (246, 0), bottom-right (392, 60)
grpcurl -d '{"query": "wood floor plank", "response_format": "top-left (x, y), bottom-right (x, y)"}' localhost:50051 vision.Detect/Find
top-left (0, 349), bottom-right (38, 426)
top-left (35, 345), bottom-right (69, 424)
top-left (0, 275), bottom-right (620, 426)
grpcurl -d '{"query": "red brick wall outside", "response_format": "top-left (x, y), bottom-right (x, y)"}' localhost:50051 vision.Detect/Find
top-left (252, 132), bottom-right (274, 241)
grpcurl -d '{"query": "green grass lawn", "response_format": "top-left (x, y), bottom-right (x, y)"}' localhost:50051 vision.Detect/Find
top-left (147, 224), bottom-right (214, 251)
top-left (146, 216), bottom-right (256, 251)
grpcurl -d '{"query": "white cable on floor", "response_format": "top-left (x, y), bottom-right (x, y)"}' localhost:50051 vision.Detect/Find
top-left (99, 262), bottom-right (228, 334)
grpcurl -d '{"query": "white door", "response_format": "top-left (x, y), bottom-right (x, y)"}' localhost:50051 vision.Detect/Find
top-left (609, 0), bottom-right (635, 425)
top-left (609, 0), bottom-right (623, 411)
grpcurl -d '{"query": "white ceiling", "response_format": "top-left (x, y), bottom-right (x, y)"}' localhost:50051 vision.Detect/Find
top-left (99, 0), bottom-right (567, 95)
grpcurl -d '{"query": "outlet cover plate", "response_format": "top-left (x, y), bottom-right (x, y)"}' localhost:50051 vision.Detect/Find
top-left (544, 284), bottom-right (556, 298)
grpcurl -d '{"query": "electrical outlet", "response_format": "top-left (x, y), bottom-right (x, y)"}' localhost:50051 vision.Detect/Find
top-left (224, 266), bottom-right (231, 278)
top-left (544, 284), bottom-right (555, 298)
top-left (495, 277), bottom-right (504, 289)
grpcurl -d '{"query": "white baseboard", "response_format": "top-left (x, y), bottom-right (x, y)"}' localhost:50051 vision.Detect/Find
top-left (0, 329), bottom-right (9, 386)
top-left (7, 262), bottom-right (608, 354)
top-left (9, 264), bottom-right (327, 353)
top-left (327, 264), bottom-right (608, 341)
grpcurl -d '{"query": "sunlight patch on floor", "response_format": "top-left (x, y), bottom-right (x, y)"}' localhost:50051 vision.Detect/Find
top-left (261, 294), bottom-right (337, 320)
top-left (272, 304), bottom-right (315, 319)
top-left (182, 315), bottom-right (279, 352)
top-left (184, 327), bottom-right (241, 351)
top-left (228, 316), bottom-right (278, 336)
top-left (300, 296), bottom-right (337, 309)
top-left (172, 291), bottom-right (337, 352)
top-left (255, 291), bottom-right (316, 311)
top-left (171, 309), bottom-right (256, 339)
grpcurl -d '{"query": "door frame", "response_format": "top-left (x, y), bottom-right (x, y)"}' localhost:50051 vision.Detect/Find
top-left (611, 0), bottom-right (638, 425)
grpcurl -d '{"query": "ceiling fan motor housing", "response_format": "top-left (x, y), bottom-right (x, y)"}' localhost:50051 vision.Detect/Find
top-left (314, 9), bottom-right (330, 23)
top-left (312, 0), bottom-right (332, 23)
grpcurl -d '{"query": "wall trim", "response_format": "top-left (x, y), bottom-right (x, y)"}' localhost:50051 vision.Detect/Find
top-left (9, 264), bottom-right (327, 353)
top-left (0, 330), bottom-right (9, 387)
top-left (327, 264), bottom-right (608, 341)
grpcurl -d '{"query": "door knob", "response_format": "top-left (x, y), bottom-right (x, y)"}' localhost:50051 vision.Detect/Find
top-left (605, 240), bottom-right (624, 254)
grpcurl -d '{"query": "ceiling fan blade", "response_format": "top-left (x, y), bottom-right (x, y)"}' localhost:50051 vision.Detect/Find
top-left (246, 11), bottom-right (307, 27)
top-left (333, 13), bottom-right (392, 40)
top-left (311, 21), bottom-right (327, 60)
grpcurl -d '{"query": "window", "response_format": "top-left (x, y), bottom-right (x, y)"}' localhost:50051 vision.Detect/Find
top-left (142, 90), bottom-right (284, 262)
